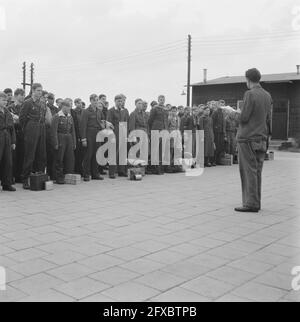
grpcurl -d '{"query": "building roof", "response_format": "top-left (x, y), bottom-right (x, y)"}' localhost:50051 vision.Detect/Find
top-left (192, 72), bottom-right (300, 86)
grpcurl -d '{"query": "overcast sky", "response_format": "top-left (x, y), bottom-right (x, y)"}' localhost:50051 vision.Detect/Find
top-left (1, 0), bottom-right (300, 110)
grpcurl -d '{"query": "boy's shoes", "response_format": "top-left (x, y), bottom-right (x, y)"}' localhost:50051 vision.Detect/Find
top-left (2, 185), bottom-right (16, 192)
top-left (165, 167), bottom-right (173, 174)
top-left (118, 173), bottom-right (127, 177)
top-left (92, 175), bottom-right (104, 181)
top-left (234, 207), bottom-right (259, 213)
top-left (109, 175), bottom-right (116, 179)
top-left (56, 179), bottom-right (65, 185)
top-left (83, 176), bottom-right (91, 182)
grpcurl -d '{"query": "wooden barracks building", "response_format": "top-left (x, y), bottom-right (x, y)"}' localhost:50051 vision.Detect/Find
top-left (191, 66), bottom-right (300, 140)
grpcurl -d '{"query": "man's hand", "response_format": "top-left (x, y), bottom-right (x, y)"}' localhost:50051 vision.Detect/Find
top-left (106, 121), bottom-right (114, 130)
top-left (54, 145), bottom-right (59, 150)
top-left (11, 144), bottom-right (16, 151)
top-left (12, 114), bottom-right (19, 123)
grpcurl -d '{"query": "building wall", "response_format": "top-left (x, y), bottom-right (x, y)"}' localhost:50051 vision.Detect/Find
top-left (288, 81), bottom-right (300, 137)
top-left (192, 81), bottom-right (300, 138)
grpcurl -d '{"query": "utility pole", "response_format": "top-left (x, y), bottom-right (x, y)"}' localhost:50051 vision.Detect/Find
top-left (187, 34), bottom-right (192, 107)
top-left (21, 62), bottom-right (34, 94)
top-left (30, 63), bottom-right (34, 86)
top-left (22, 62), bottom-right (26, 90)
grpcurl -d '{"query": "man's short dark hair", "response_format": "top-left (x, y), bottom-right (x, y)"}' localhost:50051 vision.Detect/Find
top-left (61, 100), bottom-right (71, 108)
top-left (32, 83), bottom-right (42, 91)
top-left (4, 88), bottom-right (12, 94)
top-left (90, 94), bottom-right (98, 102)
top-left (14, 88), bottom-right (25, 97)
top-left (135, 98), bottom-right (143, 105)
top-left (47, 93), bottom-right (55, 100)
top-left (245, 68), bottom-right (261, 83)
top-left (99, 94), bottom-right (106, 100)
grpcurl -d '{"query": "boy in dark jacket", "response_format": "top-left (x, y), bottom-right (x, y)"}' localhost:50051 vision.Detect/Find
top-left (148, 95), bottom-right (168, 175)
top-left (51, 100), bottom-right (76, 184)
top-left (0, 92), bottom-right (16, 192)
top-left (19, 83), bottom-right (47, 190)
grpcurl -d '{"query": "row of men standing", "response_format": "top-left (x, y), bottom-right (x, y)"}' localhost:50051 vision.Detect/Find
top-left (0, 84), bottom-right (237, 191)
top-left (0, 85), bottom-right (127, 190)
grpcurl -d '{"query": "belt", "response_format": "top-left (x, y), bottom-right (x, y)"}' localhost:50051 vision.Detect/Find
top-left (58, 131), bottom-right (72, 135)
top-left (28, 118), bottom-right (45, 124)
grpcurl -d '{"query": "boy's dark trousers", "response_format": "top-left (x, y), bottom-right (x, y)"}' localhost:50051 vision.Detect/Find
top-left (74, 141), bottom-right (84, 176)
top-left (46, 127), bottom-right (55, 180)
top-left (82, 129), bottom-right (100, 178)
top-left (22, 121), bottom-right (47, 182)
top-left (12, 126), bottom-right (24, 183)
top-left (54, 133), bottom-right (75, 181)
top-left (238, 141), bottom-right (265, 210)
top-left (108, 138), bottom-right (127, 177)
top-left (0, 129), bottom-right (13, 186)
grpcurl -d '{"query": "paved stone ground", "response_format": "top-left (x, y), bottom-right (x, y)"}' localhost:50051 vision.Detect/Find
top-left (0, 151), bottom-right (299, 302)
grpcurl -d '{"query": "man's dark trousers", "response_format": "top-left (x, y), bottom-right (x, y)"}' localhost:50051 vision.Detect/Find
top-left (22, 122), bottom-right (47, 181)
top-left (82, 129), bottom-right (100, 178)
top-left (238, 141), bottom-right (265, 210)
top-left (74, 142), bottom-right (84, 176)
top-left (54, 133), bottom-right (74, 181)
top-left (13, 127), bottom-right (24, 183)
top-left (46, 127), bottom-right (55, 179)
top-left (0, 130), bottom-right (13, 186)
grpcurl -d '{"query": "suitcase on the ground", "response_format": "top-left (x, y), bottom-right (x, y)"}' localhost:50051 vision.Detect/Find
top-left (220, 154), bottom-right (233, 166)
top-left (45, 181), bottom-right (54, 191)
top-left (128, 168), bottom-right (144, 181)
top-left (29, 173), bottom-right (49, 191)
top-left (127, 159), bottom-right (146, 180)
top-left (65, 174), bottom-right (82, 185)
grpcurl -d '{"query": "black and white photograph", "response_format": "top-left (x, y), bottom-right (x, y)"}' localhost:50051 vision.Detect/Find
top-left (0, 0), bottom-right (300, 308)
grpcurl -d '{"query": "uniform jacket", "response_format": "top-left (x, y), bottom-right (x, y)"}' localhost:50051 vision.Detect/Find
top-left (107, 107), bottom-right (130, 136)
top-left (80, 105), bottom-right (105, 140)
top-left (19, 98), bottom-right (47, 131)
top-left (237, 84), bottom-right (272, 142)
top-left (148, 105), bottom-right (168, 131)
top-left (129, 109), bottom-right (148, 132)
top-left (212, 108), bottom-right (226, 135)
top-left (0, 107), bottom-right (16, 144)
top-left (71, 107), bottom-right (84, 141)
top-left (51, 111), bottom-right (76, 149)
top-left (200, 116), bottom-right (215, 157)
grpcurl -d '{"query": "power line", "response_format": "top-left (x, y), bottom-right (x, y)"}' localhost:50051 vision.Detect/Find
top-left (193, 31), bottom-right (300, 45)
top-left (193, 29), bottom-right (300, 41)
top-left (38, 46), bottom-right (186, 74)
top-left (38, 40), bottom-right (186, 73)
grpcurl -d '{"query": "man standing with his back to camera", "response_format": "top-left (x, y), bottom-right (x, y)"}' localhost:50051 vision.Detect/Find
top-left (235, 68), bottom-right (272, 213)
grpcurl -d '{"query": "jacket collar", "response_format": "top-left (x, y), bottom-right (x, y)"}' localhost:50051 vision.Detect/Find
top-left (58, 110), bottom-right (70, 117)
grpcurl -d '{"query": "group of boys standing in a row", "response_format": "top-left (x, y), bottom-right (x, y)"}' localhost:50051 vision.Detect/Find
top-left (0, 84), bottom-right (237, 192)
